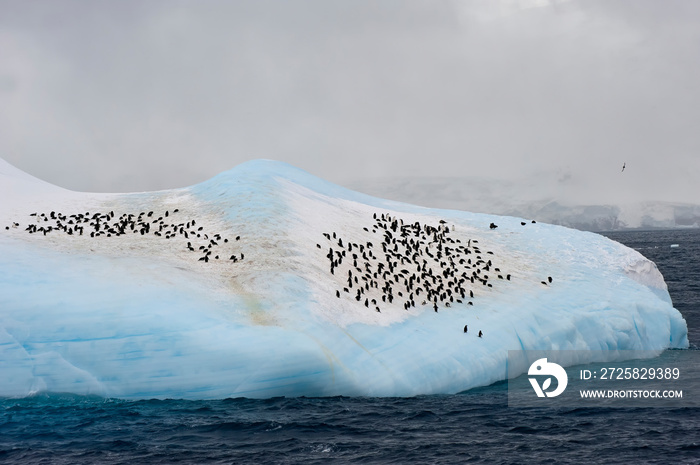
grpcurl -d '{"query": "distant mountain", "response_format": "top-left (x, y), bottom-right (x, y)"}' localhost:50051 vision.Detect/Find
top-left (349, 177), bottom-right (700, 231)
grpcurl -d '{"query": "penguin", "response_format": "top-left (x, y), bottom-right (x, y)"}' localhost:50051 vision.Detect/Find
top-left (478, 330), bottom-right (483, 338)
top-left (463, 325), bottom-right (468, 333)
top-left (548, 276), bottom-right (553, 284)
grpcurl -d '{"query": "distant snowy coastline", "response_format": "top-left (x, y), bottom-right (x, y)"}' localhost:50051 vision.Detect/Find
top-left (349, 177), bottom-right (700, 232)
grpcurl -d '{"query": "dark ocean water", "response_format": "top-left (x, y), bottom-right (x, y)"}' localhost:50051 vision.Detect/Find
top-left (1, 229), bottom-right (699, 464)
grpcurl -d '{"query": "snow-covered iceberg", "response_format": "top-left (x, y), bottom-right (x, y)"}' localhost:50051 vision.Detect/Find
top-left (0, 158), bottom-right (688, 399)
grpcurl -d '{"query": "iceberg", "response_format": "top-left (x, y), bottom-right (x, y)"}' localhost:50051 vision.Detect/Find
top-left (0, 158), bottom-right (688, 399)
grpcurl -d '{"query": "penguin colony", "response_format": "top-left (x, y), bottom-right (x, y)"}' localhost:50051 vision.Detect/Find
top-left (6, 208), bottom-right (552, 323)
top-left (5, 209), bottom-right (244, 263)
top-left (320, 213), bottom-right (514, 314)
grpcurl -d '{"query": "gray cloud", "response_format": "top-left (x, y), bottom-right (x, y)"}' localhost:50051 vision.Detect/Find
top-left (0, 0), bottom-right (698, 204)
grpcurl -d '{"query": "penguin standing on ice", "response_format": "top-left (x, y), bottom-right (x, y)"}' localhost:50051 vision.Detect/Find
top-left (478, 330), bottom-right (483, 338)
top-left (463, 325), bottom-right (468, 334)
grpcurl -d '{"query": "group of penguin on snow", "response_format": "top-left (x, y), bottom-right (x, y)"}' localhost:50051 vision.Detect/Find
top-left (5, 207), bottom-right (554, 336)
top-left (319, 213), bottom-right (553, 336)
top-left (5, 209), bottom-right (244, 264)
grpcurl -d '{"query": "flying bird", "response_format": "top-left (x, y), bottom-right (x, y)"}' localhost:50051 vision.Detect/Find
top-left (621, 162), bottom-right (626, 172)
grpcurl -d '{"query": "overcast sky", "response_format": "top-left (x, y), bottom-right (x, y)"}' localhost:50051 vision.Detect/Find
top-left (1, 0), bottom-right (699, 204)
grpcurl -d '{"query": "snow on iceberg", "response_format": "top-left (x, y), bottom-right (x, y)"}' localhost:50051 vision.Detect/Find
top-left (0, 159), bottom-right (689, 399)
